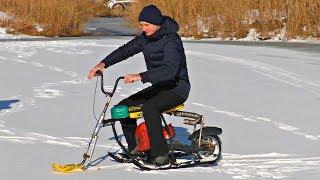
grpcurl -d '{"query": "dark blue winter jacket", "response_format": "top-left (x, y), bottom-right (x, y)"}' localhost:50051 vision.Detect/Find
top-left (101, 16), bottom-right (190, 99)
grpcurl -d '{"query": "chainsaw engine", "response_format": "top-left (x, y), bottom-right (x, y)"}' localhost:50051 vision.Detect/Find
top-left (135, 122), bottom-right (175, 152)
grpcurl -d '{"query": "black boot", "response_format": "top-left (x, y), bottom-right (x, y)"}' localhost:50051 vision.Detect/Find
top-left (149, 154), bottom-right (170, 166)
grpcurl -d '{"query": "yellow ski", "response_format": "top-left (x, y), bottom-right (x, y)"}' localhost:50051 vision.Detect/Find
top-left (51, 163), bottom-right (84, 173)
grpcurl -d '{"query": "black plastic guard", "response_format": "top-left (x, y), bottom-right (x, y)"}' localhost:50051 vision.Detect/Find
top-left (188, 127), bottom-right (222, 140)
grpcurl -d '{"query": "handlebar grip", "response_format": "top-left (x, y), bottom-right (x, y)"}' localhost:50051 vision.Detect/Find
top-left (95, 70), bottom-right (103, 76)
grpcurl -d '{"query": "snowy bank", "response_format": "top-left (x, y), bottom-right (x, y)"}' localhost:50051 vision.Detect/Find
top-left (0, 27), bottom-right (39, 39)
top-left (0, 11), bottom-right (42, 39)
top-left (182, 28), bottom-right (320, 44)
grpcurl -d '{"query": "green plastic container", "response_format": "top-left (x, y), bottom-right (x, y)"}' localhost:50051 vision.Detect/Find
top-left (111, 105), bottom-right (129, 119)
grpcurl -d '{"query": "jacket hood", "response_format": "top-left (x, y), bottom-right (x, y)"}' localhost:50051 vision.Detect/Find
top-left (143, 16), bottom-right (179, 41)
top-left (161, 16), bottom-right (179, 34)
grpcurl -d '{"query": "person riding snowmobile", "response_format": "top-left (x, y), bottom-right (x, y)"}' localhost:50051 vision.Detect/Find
top-left (88, 5), bottom-right (190, 166)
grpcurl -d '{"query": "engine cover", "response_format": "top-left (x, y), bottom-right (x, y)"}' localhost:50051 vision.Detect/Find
top-left (135, 122), bottom-right (175, 152)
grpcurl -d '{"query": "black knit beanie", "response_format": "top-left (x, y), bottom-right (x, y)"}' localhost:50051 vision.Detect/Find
top-left (138, 5), bottom-right (162, 25)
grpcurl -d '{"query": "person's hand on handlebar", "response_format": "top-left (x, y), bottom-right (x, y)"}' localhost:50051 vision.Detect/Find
top-left (88, 62), bottom-right (105, 79)
top-left (124, 74), bottom-right (141, 84)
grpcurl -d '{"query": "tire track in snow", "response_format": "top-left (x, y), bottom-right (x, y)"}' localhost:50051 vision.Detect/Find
top-left (86, 152), bottom-right (320, 179)
top-left (0, 126), bottom-right (122, 149)
top-left (0, 51), bottom-right (88, 99)
top-left (0, 80), bottom-right (95, 147)
top-left (193, 102), bottom-right (320, 141)
top-left (1, 98), bottom-right (319, 179)
top-left (0, 56), bottom-right (85, 80)
top-left (0, 95), bottom-right (35, 117)
top-left (0, 100), bottom-right (125, 147)
top-left (166, 152), bottom-right (320, 179)
top-left (0, 55), bottom-right (8, 61)
top-left (0, 61), bottom-right (90, 148)
top-left (1, 123), bottom-right (319, 180)
top-left (215, 152), bottom-right (320, 179)
top-left (2, 40), bottom-right (319, 178)
top-left (186, 51), bottom-right (320, 96)
top-left (0, 41), bottom-right (127, 149)
top-left (0, 41), bottom-right (119, 58)
top-left (0, 96), bottom-right (82, 147)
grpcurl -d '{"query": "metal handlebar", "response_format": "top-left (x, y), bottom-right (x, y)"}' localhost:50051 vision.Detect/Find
top-left (95, 70), bottom-right (124, 97)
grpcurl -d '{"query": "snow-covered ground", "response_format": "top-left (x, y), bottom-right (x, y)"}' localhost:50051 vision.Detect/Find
top-left (1, 37), bottom-right (320, 179)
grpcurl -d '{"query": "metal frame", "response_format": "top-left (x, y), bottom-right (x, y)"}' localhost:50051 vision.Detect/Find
top-left (79, 73), bottom-right (124, 168)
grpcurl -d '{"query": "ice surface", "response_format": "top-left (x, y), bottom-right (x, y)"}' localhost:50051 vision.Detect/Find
top-left (0, 37), bottom-right (320, 179)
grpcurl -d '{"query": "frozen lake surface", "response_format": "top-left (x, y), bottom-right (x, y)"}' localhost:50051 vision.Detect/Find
top-left (0, 37), bottom-right (320, 179)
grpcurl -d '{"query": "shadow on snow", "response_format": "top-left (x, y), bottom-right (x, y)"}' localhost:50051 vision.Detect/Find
top-left (0, 99), bottom-right (20, 111)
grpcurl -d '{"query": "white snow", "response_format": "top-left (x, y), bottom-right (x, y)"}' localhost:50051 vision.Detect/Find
top-left (238, 28), bottom-right (260, 41)
top-left (35, 23), bottom-right (44, 32)
top-left (44, 140), bottom-right (81, 147)
top-left (0, 27), bottom-right (36, 39)
top-left (0, 37), bottom-right (320, 179)
top-left (0, 11), bottom-right (13, 21)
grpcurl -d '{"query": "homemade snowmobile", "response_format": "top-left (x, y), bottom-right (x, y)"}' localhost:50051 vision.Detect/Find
top-left (52, 71), bottom-right (222, 172)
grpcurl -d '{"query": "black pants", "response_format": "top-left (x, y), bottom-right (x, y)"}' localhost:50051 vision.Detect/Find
top-left (118, 85), bottom-right (186, 157)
